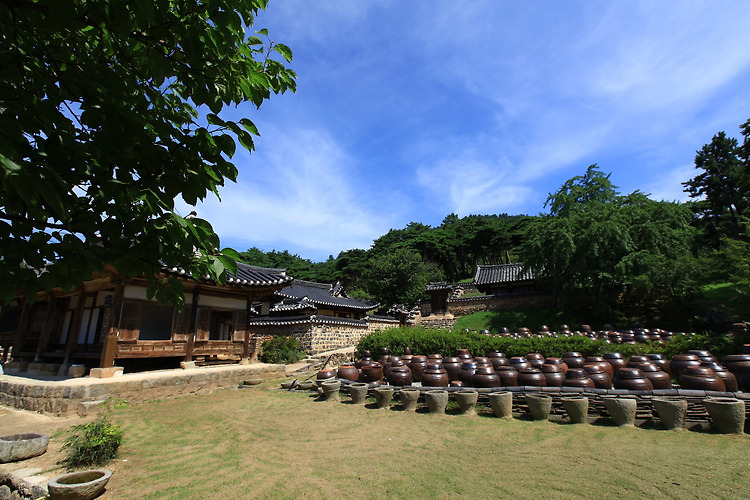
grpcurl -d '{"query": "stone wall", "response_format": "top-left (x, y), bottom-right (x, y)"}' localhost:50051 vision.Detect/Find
top-left (0, 363), bottom-right (285, 416)
top-left (417, 316), bottom-right (456, 330)
top-left (251, 317), bottom-right (399, 355)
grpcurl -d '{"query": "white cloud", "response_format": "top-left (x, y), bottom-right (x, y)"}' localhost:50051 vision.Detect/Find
top-left (643, 165), bottom-right (696, 203)
top-left (176, 128), bottom-right (392, 259)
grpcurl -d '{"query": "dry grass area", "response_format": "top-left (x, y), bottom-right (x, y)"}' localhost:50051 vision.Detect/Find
top-left (100, 383), bottom-right (748, 499)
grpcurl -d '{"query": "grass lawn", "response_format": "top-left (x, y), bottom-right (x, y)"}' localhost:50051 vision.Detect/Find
top-left (453, 308), bottom-right (581, 333)
top-left (102, 382), bottom-right (749, 499)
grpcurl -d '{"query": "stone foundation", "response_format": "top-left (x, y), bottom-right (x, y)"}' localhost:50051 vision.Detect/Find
top-left (0, 363), bottom-right (285, 416)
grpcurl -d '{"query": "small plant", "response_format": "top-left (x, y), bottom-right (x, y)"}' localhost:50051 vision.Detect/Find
top-left (62, 400), bottom-right (124, 469)
top-left (260, 336), bottom-right (305, 364)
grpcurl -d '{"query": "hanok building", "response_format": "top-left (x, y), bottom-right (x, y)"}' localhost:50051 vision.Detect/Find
top-left (0, 263), bottom-right (291, 375)
top-left (473, 263), bottom-right (539, 295)
top-left (247, 280), bottom-right (396, 353)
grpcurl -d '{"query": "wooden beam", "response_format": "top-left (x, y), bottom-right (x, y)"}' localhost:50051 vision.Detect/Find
top-left (11, 299), bottom-right (31, 358)
top-left (184, 286), bottom-right (200, 362)
top-left (99, 284), bottom-right (124, 368)
top-left (33, 293), bottom-right (57, 362)
top-left (61, 287), bottom-right (86, 369)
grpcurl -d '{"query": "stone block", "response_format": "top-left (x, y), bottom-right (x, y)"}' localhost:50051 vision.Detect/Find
top-left (180, 361), bottom-right (196, 369)
top-left (68, 364), bottom-right (86, 378)
top-left (89, 366), bottom-right (123, 378)
top-left (77, 400), bottom-right (106, 417)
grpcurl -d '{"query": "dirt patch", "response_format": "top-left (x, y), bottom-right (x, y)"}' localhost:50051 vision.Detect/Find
top-left (0, 406), bottom-right (92, 477)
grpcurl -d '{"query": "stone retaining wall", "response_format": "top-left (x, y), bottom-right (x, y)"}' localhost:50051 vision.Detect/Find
top-left (0, 363), bottom-right (285, 417)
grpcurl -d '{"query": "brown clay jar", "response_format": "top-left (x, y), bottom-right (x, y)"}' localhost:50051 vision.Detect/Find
top-left (688, 350), bottom-right (718, 364)
top-left (679, 366), bottom-right (726, 392)
top-left (472, 365), bottom-right (501, 388)
top-left (720, 354), bottom-right (750, 383)
top-left (488, 351), bottom-right (509, 368)
top-left (585, 356), bottom-right (614, 378)
top-left (455, 349), bottom-right (472, 361)
top-left (637, 363), bottom-right (672, 390)
top-left (360, 363), bottom-right (383, 383)
top-left (613, 367), bottom-right (653, 391)
top-left (317, 368), bottom-right (338, 380)
top-left (669, 354), bottom-right (701, 382)
top-left (473, 356), bottom-right (492, 367)
top-left (626, 355), bottom-right (650, 368)
top-left (496, 366), bottom-right (519, 386)
top-left (409, 355), bottom-right (428, 382)
top-left (563, 368), bottom-right (595, 388)
top-left (441, 357), bottom-right (462, 382)
top-left (645, 354), bottom-right (670, 375)
top-left (541, 363), bottom-right (565, 387)
top-left (517, 368), bottom-right (547, 387)
top-left (355, 354), bottom-right (374, 369)
top-left (526, 353), bottom-right (545, 369)
top-left (509, 357), bottom-right (531, 371)
top-left (458, 361), bottom-right (478, 386)
top-left (544, 357), bottom-right (568, 373)
top-left (421, 363), bottom-right (450, 387)
top-left (603, 353), bottom-right (627, 375)
top-left (562, 352), bottom-right (585, 368)
top-left (388, 365), bottom-right (413, 386)
top-left (583, 365), bottom-right (612, 389)
top-left (700, 361), bottom-right (738, 392)
top-left (400, 353), bottom-right (413, 365)
top-left (336, 365), bottom-right (359, 382)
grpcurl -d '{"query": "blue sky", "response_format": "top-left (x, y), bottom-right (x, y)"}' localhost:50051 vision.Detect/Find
top-left (181, 1), bottom-right (750, 262)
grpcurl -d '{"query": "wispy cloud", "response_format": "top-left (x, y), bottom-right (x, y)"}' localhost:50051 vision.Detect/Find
top-left (177, 128), bottom-right (392, 259)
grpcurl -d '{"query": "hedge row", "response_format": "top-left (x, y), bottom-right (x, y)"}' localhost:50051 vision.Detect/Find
top-left (356, 327), bottom-right (738, 360)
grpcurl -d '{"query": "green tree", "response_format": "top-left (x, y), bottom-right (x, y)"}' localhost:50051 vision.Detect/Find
top-left (523, 167), bottom-right (697, 320)
top-left (364, 248), bottom-right (441, 307)
top-left (683, 126), bottom-right (749, 243)
top-left (0, 0), bottom-right (296, 306)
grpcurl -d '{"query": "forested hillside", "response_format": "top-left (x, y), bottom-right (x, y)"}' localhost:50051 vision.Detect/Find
top-left (238, 117), bottom-right (750, 327)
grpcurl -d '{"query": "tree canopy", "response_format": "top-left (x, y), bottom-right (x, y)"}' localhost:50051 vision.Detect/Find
top-left (523, 165), bottom-right (698, 318)
top-left (0, 0), bottom-right (296, 306)
top-left (683, 120), bottom-right (750, 244)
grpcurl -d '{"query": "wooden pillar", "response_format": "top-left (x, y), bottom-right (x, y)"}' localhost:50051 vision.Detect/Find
top-left (11, 298), bottom-right (31, 358)
top-left (61, 287), bottom-right (86, 370)
top-left (184, 287), bottom-right (200, 362)
top-left (241, 296), bottom-right (253, 363)
top-left (99, 284), bottom-right (124, 368)
top-left (33, 293), bottom-right (57, 362)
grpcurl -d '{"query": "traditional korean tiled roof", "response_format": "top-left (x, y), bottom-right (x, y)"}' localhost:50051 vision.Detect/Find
top-left (473, 263), bottom-right (535, 285)
top-left (165, 262), bottom-right (291, 288)
top-left (270, 297), bottom-right (317, 313)
top-left (426, 282), bottom-right (454, 291)
top-left (247, 314), bottom-right (368, 327)
top-left (276, 280), bottom-right (378, 311)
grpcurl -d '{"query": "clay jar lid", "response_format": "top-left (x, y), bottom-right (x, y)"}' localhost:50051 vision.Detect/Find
top-left (541, 363), bottom-right (563, 373)
top-left (583, 364), bottom-right (604, 374)
top-left (637, 362), bottom-right (662, 373)
top-left (565, 368), bottom-right (589, 380)
top-left (526, 353), bottom-right (545, 361)
top-left (495, 365), bottom-right (518, 373)
top-left (442, 356), bottom-right (461, 364)
top-left (427, 354), bottom-right (443, 360)
top-left (474, 365), bottom-right (496, 375)
top-left (615, 367), bottom-right (646, 379)
top-left (423, 363), bottom-right (446, 374)
top-left (410, 355), bottom-right (428, 363)
top-left (473, 356), bottom-right (491, 366)
top-left (603, 353), bottom-right (625, 360)
top-left (699, 361), bottom-right (728, 373)
top-left (509, 357), bottom-right (531, 370)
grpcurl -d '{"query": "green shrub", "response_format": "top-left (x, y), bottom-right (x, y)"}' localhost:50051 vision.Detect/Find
top-left (357, 327), bottom-right (739, 359)
top-left (260, 336), bottom-right (305, 364)
top-left (62, 402), bottom-right (124, 469)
